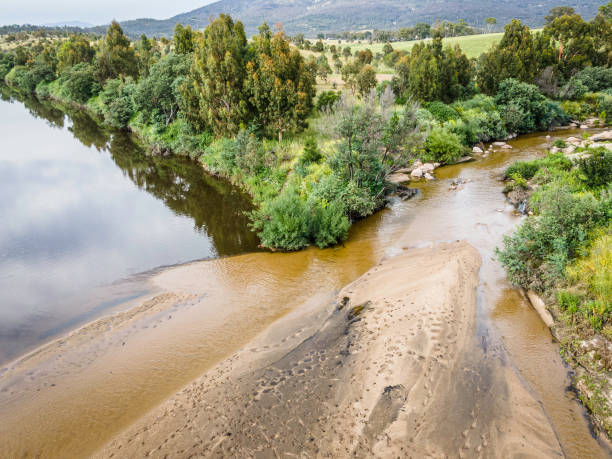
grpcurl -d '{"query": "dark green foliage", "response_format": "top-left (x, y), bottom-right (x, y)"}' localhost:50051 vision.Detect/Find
top-left (424, 126), bottom-right (465, 163)
top-left (316, 90), bottom-right (341, 112)
top-left (497, 185), bottom-right (607, 291)
top-left (393, 34), bottom-right (472, 103)
top-left (132, 53), bottom-right (190, 126)
top-left (578, 148), bottom-right (612, 189)
top-left (575, 67), bottom-right (612, 92)
top-left (95, 21), bottom-right (139, 82)
top-left (57, 63), bottom-right (101, 103)
top-left (0, 53), bottom-right (15, 80)
top-left (477, 20), bottom-right (553, 94)
top-left (495, 79), bottom-right (567, 133)
top-left (99, 78), bottom-right (135, 129)
top-left (173, 24), bottom-right (196, 54)
top-left (504, 153), bottom-right (572, 180)
top-left (426, 101), bottom-right (459, 122)
top-left (300, 137), bottom-right (322, 164)
top-left (57, 35), bottom-right (95, 72)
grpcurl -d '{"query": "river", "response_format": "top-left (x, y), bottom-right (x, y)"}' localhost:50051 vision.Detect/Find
top-left (0, 91), bottom-right (609, 457)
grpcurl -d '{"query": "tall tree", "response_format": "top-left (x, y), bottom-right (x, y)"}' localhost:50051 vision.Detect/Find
top-left (545, 14), bottom-right (594, 78)
top-left (57, 35), bottom-right (95, 72)
top-left (545, 6), bottom-right (576, 24)
top-left (95, 21), bottom-right (139, 82)
top-left (245, 24), bottom-right (316, 140)
top-left (183, 14), bottom-right (250, 136)
top-left (485, 17), bottom-right (497, 33)
top-left (173, 24), bottom-right (196, 54)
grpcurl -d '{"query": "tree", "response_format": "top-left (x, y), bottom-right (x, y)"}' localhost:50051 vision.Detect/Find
top-left (356, 65), bottom-right (377, 97)
top-left (382, 42), bottom-right (393, 56)
top-left (316, 55), bottom-right (332, 81)
top-left (57, 35), bottom-right (95, 72)
top-left (394, 34), bottom-right (472, 103)
top-left (173, 24), bottom-right (195, 54)
top-left (485, 17), bottom-right (497, 33)
top-left (357, 49), bottom-right (373, 65)
top-left (545, 14), bottom-right (595, 78)
top-left (545, 6), bottom-right (575, 24)
top-left (183, 14), bottom-right (250, 136)
top-left (314, 40), bottom-right (325, 52)
top-left (477, 20), bottom-right (553, 94)
top-left (341, 59), bottom-right (362, 95)
top-left (342, 46), bottom-right (352, 58)
top-left (245, 24), bottom-right (316, 140)
top-left (133, 53), bottom-right (191, 126)
top-left (95, 21), bottom-right (139, 82)
top-left (601, 1), bottom-right (612, 22)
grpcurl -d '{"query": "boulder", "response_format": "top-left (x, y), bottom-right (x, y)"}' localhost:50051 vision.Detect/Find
top-left (492, 141), bottom-right (507, 147)
top-left (566, 136), bottom-right (580, 143)
top-left (580, 124), bottom-right (588, 129)
top-left (421, 163), bottom-right (435, 172)
top-left (424, 173), bottom-right (435, 181)
top-left (591, 131), bottom-right (612, 142)
top-left (501, 144), bottom-right (513, 150)
top-left (550, 147), bottom-right (560, 154)
top-left (562, 146), bottom-right (576, 155)
top-left (388, 173), bottom-right (411, 185)
top-left (472, 146), bottom-right (484, 154)
top-left (410, 168), bottom-right (423, 178)
top-left (433, 163), bottom-right (441, 169)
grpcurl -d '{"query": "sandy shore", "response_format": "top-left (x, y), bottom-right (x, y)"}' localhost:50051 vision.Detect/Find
top-left (95, 241), bottom-right (562, 458)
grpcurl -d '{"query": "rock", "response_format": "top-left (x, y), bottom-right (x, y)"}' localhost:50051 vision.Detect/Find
top-left (566, 136), bottom-right (580, 143)
top-left (472, 146), bottom-right (484, 154)
top-left (413, 160), bottom-right (423, 168)
top-left (546, 135), bottom-right (552, 140)
top-left (424, 172), bottom-right (435, 181)
top-left (421, 163), bottom-right (435, 172)
top-left (492, 141), bottom-right (507, 147)
top-left (580, 124), bottom-right (588, 129)
top-left (455, 156), bottom-right (475, 164)
top-left (501, 144), bottom-right (513, 150)
top-left (410, 168), bottom-right (423, 178)
top-left (433, 162), bottom-right (441, 169)
top-left (388, 173), bottom-right (411, 185)
top-left (562, 146), bottom-right (576, 155)
top-left (550, 147), bottom-right (560, 154)
top-left (591, 131), bottom-right (612, 142)
top-left (395, 186), bottom-right (419, 201)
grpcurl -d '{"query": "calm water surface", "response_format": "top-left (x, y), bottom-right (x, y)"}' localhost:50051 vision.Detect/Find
top-left (0, 91), bottom-right (258, 363)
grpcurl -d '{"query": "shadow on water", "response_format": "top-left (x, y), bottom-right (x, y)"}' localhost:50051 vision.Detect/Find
top-left (0, 87), bottom-right (259, 364)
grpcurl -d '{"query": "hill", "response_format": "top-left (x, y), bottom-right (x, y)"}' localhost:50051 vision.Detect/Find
top-left (94, 0), bottom-right (605, 38)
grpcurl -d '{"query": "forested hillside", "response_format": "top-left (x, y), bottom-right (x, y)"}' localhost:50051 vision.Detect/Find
top-left (90, 0), bottom-right (604, 37)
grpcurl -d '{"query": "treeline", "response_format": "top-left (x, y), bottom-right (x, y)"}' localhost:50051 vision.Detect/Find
top-left (0, 24), bottom-right (89, 36)
top-left (298, 18), bottom-right (478, 44)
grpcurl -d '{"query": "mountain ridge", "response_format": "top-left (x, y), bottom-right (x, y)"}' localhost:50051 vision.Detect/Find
top-left (89, 0), bottom-right (604, 37)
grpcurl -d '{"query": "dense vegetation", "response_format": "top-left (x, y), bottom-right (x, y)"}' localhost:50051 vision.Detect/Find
top-left (1, 4), bottom-right (611, 252)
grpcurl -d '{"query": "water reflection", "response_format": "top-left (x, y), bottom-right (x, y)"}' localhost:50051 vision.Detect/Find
top-left (0, 89), bottom-right (259, 363)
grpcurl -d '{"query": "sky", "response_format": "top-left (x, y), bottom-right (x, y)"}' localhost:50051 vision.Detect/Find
top-left (2, 0), bottom-right (215, 26)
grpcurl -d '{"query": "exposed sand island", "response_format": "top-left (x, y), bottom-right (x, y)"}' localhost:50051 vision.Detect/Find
top-left (96, 242), bottom-right (562, 458)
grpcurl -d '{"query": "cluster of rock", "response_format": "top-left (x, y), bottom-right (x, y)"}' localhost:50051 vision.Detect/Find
top-left (549, 130), bottom-right (612, 160)
top-left (388, 160), bottom-right (441, 184)
top-left (472, 140), bottom-right (514, 157)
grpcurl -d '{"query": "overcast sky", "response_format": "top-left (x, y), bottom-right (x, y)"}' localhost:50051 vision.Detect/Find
top-left (2, 1), bottom-right (215, 26)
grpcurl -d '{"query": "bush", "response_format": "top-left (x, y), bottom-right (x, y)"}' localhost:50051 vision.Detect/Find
top-left (424, 126), bottom-right (465, 163)
top-left (553, 139), bottom-right (567, 148)
top-left (310, 199), bottom-right (350, 248)
top-left (574, 67), bottom-right (612, 92)
top-left (299, 137), bottom-right (322, 165)
top-left (99, 79), bottom-right (135, 129)
top-left (316, 90), bottom-right (341, 112)
top-left (496, 79), bottom-right (568, 133)
top-left (57, 63), bottom-right (101, 103)
top-left (505, 153), bottom-right (572, 180)
top-left (0, 53), bottom-right (15, 80)
top-left (426, 101), bottom-right (459, 122)
top-left (252, 187), bottom-right (312, 250)
top-left (578, 148), bottom-right (612, 189)
top-left (497, 185), bottom-right (607, 291)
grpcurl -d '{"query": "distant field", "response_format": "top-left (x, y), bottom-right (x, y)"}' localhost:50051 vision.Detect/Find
top-left (324, 32), bottom-right (504, 59)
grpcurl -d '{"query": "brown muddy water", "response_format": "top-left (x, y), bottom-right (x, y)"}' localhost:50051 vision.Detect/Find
top-left (0, 91), bottom-right (609, 458)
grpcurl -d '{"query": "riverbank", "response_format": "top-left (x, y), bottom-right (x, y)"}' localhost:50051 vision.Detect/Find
top-left (96, 241), bottom-right (566, 457)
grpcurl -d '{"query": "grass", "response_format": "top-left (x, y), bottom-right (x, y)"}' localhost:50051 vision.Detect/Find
top-left (322, 30), bottom-right (542, 59)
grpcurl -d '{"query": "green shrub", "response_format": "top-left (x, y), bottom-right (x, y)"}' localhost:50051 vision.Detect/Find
top-left (316, 90), bottom-right (341, 112)
top-left (505, 153), bottom-right (572, 180)
top-left (0, 53), bottom-right (15, 80)
top-left (310, 199), bottom-right (350, 248)
top-left (557, 290), bottom-right (582, 315)
top-left (426, 101), bottom-right (459, 122)
top-left (497, 185), bottom-right (607, 291)
top-left (57, 63), bottom-right (101, 103)
top-left (575, 67), bottom-right (612, 92)
top-left (553, 139), bottom-right (567, 148)
top-left (424, 126), bottom-right (465, 163)
top-left (300, 137), bottom-right (322, 164)
top-left (578, 148), bottom-right (612, 189)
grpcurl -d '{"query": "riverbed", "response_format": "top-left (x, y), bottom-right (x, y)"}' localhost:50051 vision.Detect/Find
top-left (0, 92), bottom-right (609, 457)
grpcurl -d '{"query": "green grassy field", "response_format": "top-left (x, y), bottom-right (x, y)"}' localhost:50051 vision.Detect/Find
top-left (324, 32), bottom-right (504, 58)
